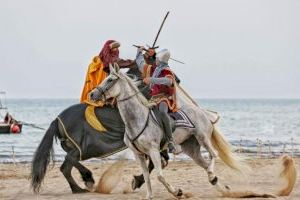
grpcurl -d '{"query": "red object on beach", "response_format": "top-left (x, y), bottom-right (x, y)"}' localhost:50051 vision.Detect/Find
top-left (11, 124), bottom-right (21, 134)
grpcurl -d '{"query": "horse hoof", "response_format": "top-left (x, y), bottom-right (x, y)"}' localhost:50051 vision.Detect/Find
top-left (73, 188), bottom-right (89, 193)
top-left (176, 188), bottom-right (183, 197)
top-left (132, 177), bottom-right (142, 191)
top-left (146, 196), bottom-right (153, 200)
top-left (225, 185), bottom-right (231, 190)
top-left (131, 178), bottom-right (136, 190)
top-left (161, 158), bottom-right (168, 168)
top-left (85, 181), bottom-right (94, 191)
top-left (210, 176), bottom-right (218, 185)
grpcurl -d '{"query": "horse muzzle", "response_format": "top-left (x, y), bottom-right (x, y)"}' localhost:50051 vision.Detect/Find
top-left (89, 87), bottom-right (104, 102)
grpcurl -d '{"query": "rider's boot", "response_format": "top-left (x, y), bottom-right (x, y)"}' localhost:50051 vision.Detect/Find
top-left (168, 140), bottom-right (176, 154)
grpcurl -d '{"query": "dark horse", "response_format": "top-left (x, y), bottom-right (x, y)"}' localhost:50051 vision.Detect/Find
top-left (30, 67), bottom-right (169, 193)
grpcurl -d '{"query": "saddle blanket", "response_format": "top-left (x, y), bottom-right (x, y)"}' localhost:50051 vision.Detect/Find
top-left (151, 109), bottom-right (195, 129)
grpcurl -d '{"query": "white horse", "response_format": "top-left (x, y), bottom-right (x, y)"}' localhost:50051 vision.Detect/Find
top-left (90, 64), bottom-right (246, 199)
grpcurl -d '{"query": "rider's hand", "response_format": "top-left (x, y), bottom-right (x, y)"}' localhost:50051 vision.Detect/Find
top-left (138, 46), bottom-right (145, 53)
top-left (143, 77), bottom-right (151, 85)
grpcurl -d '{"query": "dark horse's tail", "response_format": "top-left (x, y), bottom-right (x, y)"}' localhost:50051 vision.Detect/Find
top-left (31, 118), bottom-right (59, 193)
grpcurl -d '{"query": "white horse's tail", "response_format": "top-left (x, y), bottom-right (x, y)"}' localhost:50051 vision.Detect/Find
top-left (211, 126), bottom-right (248, 173)
top-left (213, 155), bottom-right (296, 198)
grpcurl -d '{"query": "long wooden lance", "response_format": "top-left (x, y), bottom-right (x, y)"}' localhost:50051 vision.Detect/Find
top-left (176, 84), bottom-right (199, 107)
top-left (134, 11), bottom-right (185, 64)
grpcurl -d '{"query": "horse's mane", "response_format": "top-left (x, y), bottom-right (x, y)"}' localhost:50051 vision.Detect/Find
top-left (121, 70), bottom-right (193, 109)
top-left (120, 72), bottom-right (154, 108)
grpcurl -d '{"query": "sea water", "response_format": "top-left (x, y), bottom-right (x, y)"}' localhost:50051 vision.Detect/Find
top-left (0, 99), bottom-right (299, 163)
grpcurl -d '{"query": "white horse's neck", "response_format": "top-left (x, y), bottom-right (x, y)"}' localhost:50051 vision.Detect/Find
top-left (116, 77), bottom-right (149, 138)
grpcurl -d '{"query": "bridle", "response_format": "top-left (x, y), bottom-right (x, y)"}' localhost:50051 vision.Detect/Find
top-left (94, 73), bottom-right (148, 103)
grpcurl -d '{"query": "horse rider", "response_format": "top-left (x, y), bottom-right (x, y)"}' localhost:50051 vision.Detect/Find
top-left (136, 47), bottom-right (177, 153)
top-left (80, 40), bottom-right (136, 103)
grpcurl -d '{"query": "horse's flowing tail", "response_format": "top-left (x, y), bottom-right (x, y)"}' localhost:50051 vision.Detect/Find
top-left (31, 118), bottom-right (58, 193)
top-left (214, 155), bottom-right (296, 198)
top-left (210, 126), bottom-right (247, 173)
top-left (277, 155), bottom-right (297, 196)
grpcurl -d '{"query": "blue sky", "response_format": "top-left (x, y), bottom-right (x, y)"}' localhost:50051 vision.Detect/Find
top-left (0, 0), bottom-right (299, 99)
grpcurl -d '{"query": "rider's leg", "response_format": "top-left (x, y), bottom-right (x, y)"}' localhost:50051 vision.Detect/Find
top-left (158, 102), bottom-right (176, 153)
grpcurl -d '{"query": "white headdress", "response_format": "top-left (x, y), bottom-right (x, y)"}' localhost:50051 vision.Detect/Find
top-left (157, 49), bottom-right (170, 63)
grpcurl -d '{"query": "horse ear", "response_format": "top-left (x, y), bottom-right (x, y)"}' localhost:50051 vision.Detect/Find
top-left (109, 63), bottom-right (114, 73)
top-left (114, 63), bottom-right (120, 73)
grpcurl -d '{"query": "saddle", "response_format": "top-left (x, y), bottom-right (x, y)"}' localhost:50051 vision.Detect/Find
top-left (150, 107), bottom-right (195, 132)
top-left (149, 107), bottom-right (195, 149)
top-left (85, 105), bottom-right (125, 134)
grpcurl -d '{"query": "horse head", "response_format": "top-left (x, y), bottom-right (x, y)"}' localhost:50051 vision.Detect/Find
top-left (89, 63), bottom-right (123, 102)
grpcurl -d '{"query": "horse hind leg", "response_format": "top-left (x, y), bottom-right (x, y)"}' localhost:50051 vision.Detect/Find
top-left (60, 151), bottom-right (89, 193)
top-left (66, 154), bottom-right (95, 191)
top-left (193, 134), bottom-right (231, 192)
top-left (149, 148), bottom-right (183, 198)
top-left (181, 136), bottom-right (226, 190)
top-left (181, 136), bottom-right (210, 170)
top-left (194, 133), bottom-right (219, 182)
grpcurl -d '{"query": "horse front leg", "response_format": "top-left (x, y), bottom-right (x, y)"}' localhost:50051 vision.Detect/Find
top-left (134, 153), bottom-right (153, 200)
top-left (132, 149), bottom-right (169, 190)
top-left (149, 148), bottom-right (183, 198)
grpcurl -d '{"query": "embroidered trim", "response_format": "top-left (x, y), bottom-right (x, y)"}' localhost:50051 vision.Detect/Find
top-left (173, 110), bottom-right (195, 128)
top-left (97, 146), bottom-right (127, 159)
top-left (57, 117), bottom-right (83, 160)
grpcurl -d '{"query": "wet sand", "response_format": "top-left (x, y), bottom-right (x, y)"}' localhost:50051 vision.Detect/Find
top-left (0, 157), bottom-right (299, 200)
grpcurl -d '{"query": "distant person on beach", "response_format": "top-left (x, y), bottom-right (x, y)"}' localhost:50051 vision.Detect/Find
top-left (80, 40), bottom-right (136, 103)
top-left (4, 112), bottom-right (12, 124)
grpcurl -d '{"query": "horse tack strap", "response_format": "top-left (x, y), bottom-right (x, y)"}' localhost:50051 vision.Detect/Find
top-left (129, 111), bottom-right (150, 142)
top-left (57, 117), bottom-right (83, 161)
top-left (126, 110), bottom-right (150, 153)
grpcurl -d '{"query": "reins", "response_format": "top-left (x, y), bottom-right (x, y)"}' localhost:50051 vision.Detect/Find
top-left (126, 109), bottom-right (150, 142)
top-left (116, 76), bottom-right (151, 152)
top-left (117, 88), bottom-right (141, 102)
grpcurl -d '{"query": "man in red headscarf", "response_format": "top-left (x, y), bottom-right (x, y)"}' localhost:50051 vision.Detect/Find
top-left (80, 40), bottom-right (135, 103)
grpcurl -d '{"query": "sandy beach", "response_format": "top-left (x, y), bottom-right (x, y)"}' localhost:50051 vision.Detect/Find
top-left (0, 157), bottom-right (299, 200)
